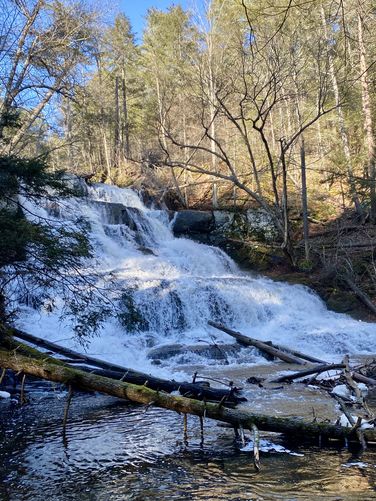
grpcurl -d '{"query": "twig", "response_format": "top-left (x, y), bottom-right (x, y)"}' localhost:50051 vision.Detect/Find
top-left (63, 385), bottom-right (73, 434)
top-left (20, 373), bottom-right (26, 406)
top-left (271, 363), bottom-right (345, 383)
top-left (199, 415), bottom-right (204, 447)
top-left (183, 413), bottom-right (188, 446)
top-left (0, 368), bottom-right (6, 385)
top-left (251, 423), bottom-right (261, 471)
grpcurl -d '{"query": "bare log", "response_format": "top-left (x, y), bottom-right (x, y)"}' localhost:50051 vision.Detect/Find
top-left (71, 364), bottom-right (243, 406)
top-left (343, 276), bottom-right (376, 316)
top-left (271, 344), bottom-right (325, 364)
top-left (4, 326), bottom-right (130, 373)
top-left (352, 372), bottom-right (376, 386)
top-left (0, 348), bottom-right (375, 443)
top-left (271, 364), bottom-right (346, 383)
top-left (208, 322), bottom-right (306, 365)
top-left (251, 423), bottom-right (261, 471)
top-left (343, 355), bottom-right (374, 420)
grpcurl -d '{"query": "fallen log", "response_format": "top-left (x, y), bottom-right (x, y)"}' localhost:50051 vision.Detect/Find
top-left (208, 322), bottom-right (306, 365)
top-left (3, 326), bottom-right (130, 373)
top-left (208, 322), bottom-right (376, 386)
top-left (70, 364), bottom-right (242, 406)
top-left (342, 276), bottom-right (376, 317)
top-left (270, 360), bottom-right (376, 389)
top-left (352, 372), bottom-right (376, 386)
top-left (270, 363), bottom-right (346, 383)
top-left (0, 329), bottom-right (244, 405)
top-left (0, 348), bottom-right (375, 444)
top-left (270, 344), bottom-right (325, 364)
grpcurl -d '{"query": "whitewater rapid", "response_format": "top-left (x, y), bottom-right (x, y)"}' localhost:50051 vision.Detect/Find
top-left (14, 183), bottom-right (376, 375)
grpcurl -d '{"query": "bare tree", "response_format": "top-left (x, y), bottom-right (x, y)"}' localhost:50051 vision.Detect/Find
top-left (158, 3), bottom-right (336, 263)
top-left (0, 0), bottom-right (95, 154)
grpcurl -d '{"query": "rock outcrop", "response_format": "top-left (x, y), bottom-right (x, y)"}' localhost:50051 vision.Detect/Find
top-left (171, 208), bottom-right (278, 244)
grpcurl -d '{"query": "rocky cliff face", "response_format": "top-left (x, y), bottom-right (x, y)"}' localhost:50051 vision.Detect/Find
top-left (169, 208), bottom-right (283, 272)
top-left (171, 208), bottom-right (279, 245)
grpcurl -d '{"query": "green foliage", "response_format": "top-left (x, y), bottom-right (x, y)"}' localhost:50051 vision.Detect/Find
top-left (0, 207), bottom-right (30, 267)
top-left (0, 155), bottom-right (76, 199)
top-left (0, 154), bottom-right (90, 267)
top-left (118, 291), bottom-right (148, 332)
top-left (0, 155), bottom-right (97, 333)
top-left (297, 258), bottom-right (314, 272)
top-left (68, 301), bottom-right (112, 346)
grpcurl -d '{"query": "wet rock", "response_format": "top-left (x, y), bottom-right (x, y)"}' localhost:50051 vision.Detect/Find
top-left (172, 208), bottom-right (278, 244)
top-left (246, 209), bottom-right (279, 242)
top-left (138, 246), bottom-right (156, 255)
top-left (90, 201), bottom-right (141, 229)
top-left (213, 211), bottom-right (234, 229)
top-left (326, 289), bottom-right (360, 314)
top-left (223, 240), bottom-right (285, 272)
top-left (173, 210), bottom-right (214, 234)
top-left (246, 376), bottom-right (265, 386)
top-left (147, 343), bottom-right (241, 361)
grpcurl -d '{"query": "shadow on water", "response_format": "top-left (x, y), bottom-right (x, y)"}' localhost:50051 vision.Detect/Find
top-left (1, 391), bottom-right (375, 501)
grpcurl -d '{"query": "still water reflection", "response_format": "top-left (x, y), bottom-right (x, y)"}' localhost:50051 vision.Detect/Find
top-left (0, 392), bottom-right (375, 500)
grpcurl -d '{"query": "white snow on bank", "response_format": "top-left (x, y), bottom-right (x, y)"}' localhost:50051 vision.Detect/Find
top-left (332, 383), bottom-right (368, 401)
top-left (241, 439), bottom-right (304, 456)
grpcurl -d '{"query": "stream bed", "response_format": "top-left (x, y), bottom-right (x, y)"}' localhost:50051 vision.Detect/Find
top-left (1, 381), bottom-right (376, 501)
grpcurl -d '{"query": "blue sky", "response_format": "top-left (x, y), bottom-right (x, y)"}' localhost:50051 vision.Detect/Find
top-left (118, 1), bottom-right (189, 40)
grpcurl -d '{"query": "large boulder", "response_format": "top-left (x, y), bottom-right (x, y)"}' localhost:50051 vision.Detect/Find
top-left (171, 208), bottom-right (279, 244)
top-left (147, 343), bottom-right (241, 361)
top-left (172, 210), bottom-right (214, 234)
top-left (89, 200), bottom-right (142, 229)
top-left (213, 210), bottom-right (234, 230)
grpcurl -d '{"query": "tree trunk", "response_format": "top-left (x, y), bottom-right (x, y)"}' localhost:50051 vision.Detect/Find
top-left (320, 6), bottom-right (362, 216)
top-left (0, 1), bottom-right (43, 140)
top-left (271, 363), bottom-right (346, 383)
top-left (155, 74), bottom-right (186, 206)
top-left (1, 348), bottom-right (375, 443)
top-left (206, 14), bottom-right (218, 210)
top-left (292, 64), bottom-right (309, 261)
top-left (300, 136), bottom-right (310, 261)
top-left (114, 75), bottom-right (121, 167)
top-left (208, 321), bottom-right (306, 365)
top-left (357, 8), bottom-right (376, 221)
top-left (2, 328), bottom-right (243, 404)
top-left (121, 69), bottom-right (130, 158)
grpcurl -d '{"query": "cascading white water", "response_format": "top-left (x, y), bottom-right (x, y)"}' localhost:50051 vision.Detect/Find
top-left (15, 183), bottom-right (376, 374)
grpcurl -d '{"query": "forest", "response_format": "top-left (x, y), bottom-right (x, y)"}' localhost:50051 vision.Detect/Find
top-left (2, 0), bottom-right (376, 282)
top-left (1, 1), bottom-right (376, 499)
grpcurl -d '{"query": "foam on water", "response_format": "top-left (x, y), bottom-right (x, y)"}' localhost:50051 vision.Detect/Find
top-left (14, 183), bottom-right (376, 375)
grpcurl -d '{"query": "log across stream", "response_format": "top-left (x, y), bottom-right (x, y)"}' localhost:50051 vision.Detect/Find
top-left (1, 348), bottom-right (376, 444)
top-left (1, 324), bottom-right (376, 447)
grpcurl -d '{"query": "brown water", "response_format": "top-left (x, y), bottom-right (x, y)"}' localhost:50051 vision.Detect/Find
top-left (1, 385), bottom-right (376, 501)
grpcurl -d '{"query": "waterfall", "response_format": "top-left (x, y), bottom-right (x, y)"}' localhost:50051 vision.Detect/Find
top-left (14, 183), bottom-right (376, 374)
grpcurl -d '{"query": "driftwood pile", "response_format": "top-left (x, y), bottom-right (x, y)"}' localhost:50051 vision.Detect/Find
top-left (1, 321), bottom-right (376, 471)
